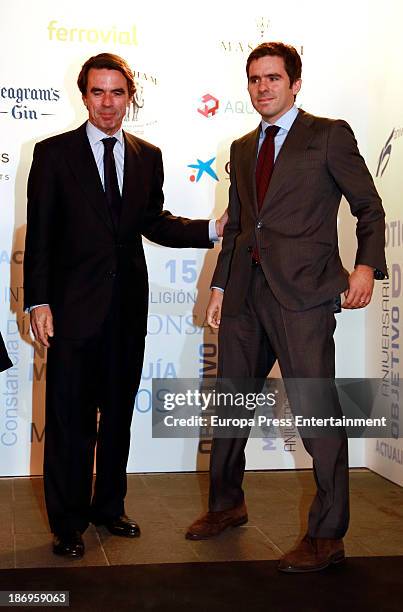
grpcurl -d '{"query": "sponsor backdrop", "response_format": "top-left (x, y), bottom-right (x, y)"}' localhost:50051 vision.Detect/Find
top-left (0, 0), bottom-right (400, 479)
top-left (365, 2), bottom-right (403, 485)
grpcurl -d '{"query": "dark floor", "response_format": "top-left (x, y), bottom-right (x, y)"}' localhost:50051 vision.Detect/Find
top-left (0, 469), bottom-right (402, 569)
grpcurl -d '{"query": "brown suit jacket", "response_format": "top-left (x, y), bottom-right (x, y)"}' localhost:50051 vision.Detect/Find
top-left (212, 109), bottom-right (387, 313)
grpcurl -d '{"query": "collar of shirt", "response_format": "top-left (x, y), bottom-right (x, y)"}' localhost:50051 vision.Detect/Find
top-left (258, 105), bottom-right (299, 159)
top-left (86, 120), bottom-right (125, 150)
top-left (86, 121), bottom-right (125, 193)
top-left (260, 104), bottom-right (299, 136)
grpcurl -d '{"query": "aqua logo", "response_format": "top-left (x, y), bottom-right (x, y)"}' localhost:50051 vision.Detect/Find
top-left (197, 94), bottom-right (219, 118)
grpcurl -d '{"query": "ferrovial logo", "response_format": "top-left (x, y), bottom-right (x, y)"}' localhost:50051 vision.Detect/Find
top-left (197, 94), bottom-right (219, 118)
top-left (0, 86), bottom-right (60, 120)
top-left (47, 20), bottom-right (138, 45)
top-left (188, 157), bottom-right (219, 182)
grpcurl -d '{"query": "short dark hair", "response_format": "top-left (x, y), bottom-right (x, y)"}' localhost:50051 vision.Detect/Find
top-left (246, 42), bottom-right (302, 86)
top-left (77, 53), bottom-right (135, 98)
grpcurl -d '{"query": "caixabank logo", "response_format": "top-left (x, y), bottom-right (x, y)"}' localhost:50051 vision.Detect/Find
top-left (124, 70), bottom-right (158, 135)
top-left (0, 86), bottom-right (60, 120)
top-left (188, 157), bottom-right (219, 183)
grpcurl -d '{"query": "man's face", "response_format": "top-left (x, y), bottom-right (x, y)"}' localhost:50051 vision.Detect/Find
top-left (247, 55), bottom-right (301, 123)
top-left (82, 68), bottom-right (131, 135)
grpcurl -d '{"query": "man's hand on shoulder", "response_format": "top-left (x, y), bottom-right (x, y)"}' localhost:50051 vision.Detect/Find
top-left (342, 264), bottom-right (374, 309)
top-left (30, 305), bottom-right (54, 347)
top-left (206, 288), bottom-right (224, 328)
top-left (215, 208), bottom-right (229, 238)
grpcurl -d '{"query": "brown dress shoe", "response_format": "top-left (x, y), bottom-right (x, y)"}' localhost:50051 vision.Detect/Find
top-left (278, 534), bottom-right (345, 573)
top-left (185, 502), bottom-right (248, 540)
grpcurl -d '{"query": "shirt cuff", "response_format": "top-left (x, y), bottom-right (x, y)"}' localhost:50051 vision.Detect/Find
top-left (211, 286), bottom-right (224, 293)
top-left (26, 304), bottom-right (49, 313)
top-left (208, 219), bottom-right (219, 242)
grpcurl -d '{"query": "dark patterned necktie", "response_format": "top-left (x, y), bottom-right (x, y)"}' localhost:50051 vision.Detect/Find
top-left (256, 125), bottom-right (280, 210)
top-left (252, 125), bottom-right (280, 262)
top-left (102, 137), bottom-right (122, 228)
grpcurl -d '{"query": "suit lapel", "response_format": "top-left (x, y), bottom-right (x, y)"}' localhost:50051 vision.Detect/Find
top-left (239, 126), bottom-right (260, 214)
top-left (119, 131), bottom-right (145, 237)
top-left (66, 123), bottom-right (115, 233)
top-left (261, 110), bottom-right (315, 209)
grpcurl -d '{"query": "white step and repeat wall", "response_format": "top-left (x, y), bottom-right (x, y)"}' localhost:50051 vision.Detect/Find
top-left (0, 0), bottom-right (401, 478)
top-left (365, 2), bottom-right (403, 485)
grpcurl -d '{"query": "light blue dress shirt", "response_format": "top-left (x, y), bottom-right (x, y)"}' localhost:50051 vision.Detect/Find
top-left (258, 104), bottom-right (299, 159)
top-left (86, 121), bottom-right (125, 193)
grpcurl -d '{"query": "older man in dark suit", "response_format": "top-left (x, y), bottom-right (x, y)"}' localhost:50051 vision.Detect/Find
top-left (24, 53), bottom-right (226, 558)
top-left (186, 42), bottom-right (387, 573)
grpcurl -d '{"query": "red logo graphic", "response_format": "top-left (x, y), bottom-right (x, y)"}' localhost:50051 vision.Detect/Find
top-left (197, 94), bottom-right (219, 118)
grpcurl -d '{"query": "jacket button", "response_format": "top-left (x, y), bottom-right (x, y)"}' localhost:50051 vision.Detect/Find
top-left (247, 246), bottom-right (253, 253)
top-left (256, 221), bottom-right (263, 229)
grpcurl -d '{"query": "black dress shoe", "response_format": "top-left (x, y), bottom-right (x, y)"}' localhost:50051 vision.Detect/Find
top-left (101, 515), bottom-right (140, 538)
top-left (53, 531), bottom-right (84, 558)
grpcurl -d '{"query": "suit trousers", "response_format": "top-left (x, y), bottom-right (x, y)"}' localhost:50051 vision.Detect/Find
top-left (44, 282), bottom-right (145, 534)
top-left (209, 264), bottom-right (349, 539)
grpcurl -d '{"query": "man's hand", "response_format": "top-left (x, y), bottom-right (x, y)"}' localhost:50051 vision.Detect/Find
top-left (342, 265), bottom-right (374, 309)
top-left (215, 208), bottom-right (229, 238)
top-left (30, 305), bottom-right (54, 347)
top-left (206, 289), bottom-right (224, 328)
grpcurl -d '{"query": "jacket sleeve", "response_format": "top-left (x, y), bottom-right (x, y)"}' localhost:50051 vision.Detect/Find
top-left (141, 147), bottom-right (213, 249)
top-left (24, 142), bottom-right (57, 310)
top-left (0, 331), bottom-right (12, 372)
top-left (326, 120), bottom-right (387, 276)
top-left (211, 141), bottom-right (241, 290)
